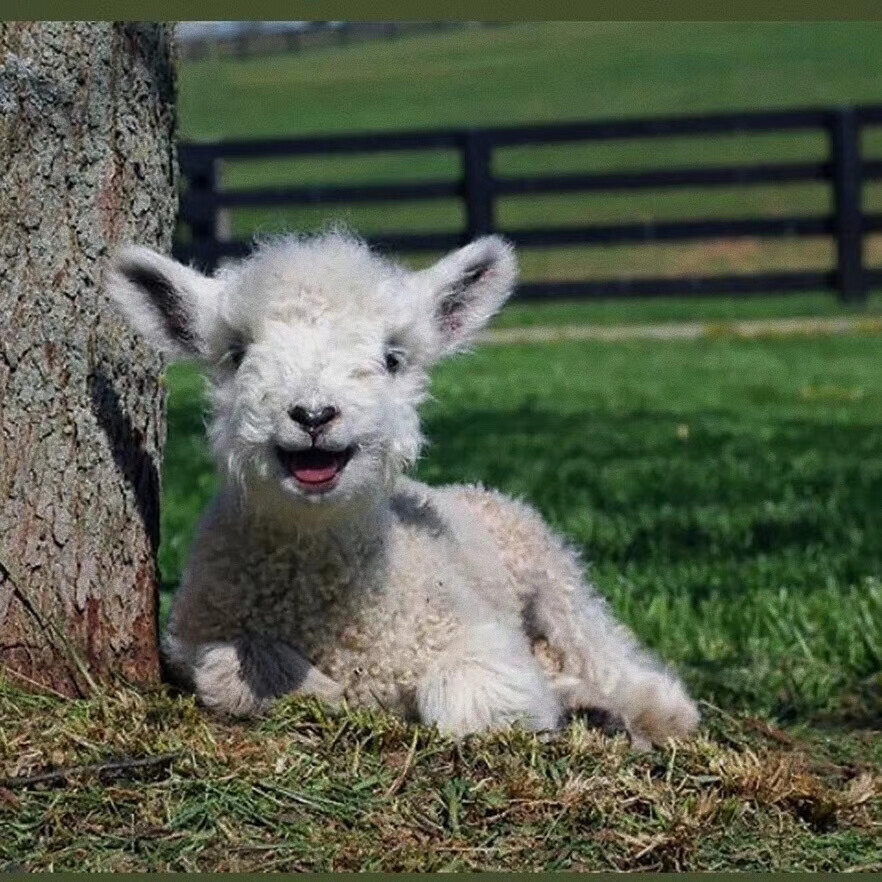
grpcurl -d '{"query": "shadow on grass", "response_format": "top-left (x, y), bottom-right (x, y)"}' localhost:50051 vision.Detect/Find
top-left (420, 400), bottom-right (882, 581)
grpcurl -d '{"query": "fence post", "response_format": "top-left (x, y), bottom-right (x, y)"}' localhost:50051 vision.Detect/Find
top-left (463, 130), bottom-right (494, 241)
top-left (182, 150), bottom-right (219, 271)
top-left (830, 107), bottom-right (866, 304)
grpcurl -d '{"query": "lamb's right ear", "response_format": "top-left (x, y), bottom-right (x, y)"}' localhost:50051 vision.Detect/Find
top-left (106, 246), bottom-right (221, 359)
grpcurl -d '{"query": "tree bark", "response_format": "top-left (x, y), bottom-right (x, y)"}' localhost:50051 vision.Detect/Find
top-left (0, 22), bottom-right (177, 696)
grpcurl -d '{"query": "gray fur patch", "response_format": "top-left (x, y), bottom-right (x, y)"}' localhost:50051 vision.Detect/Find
top-left (234, 634), bottom-right (313, 700)
top-left (437, 259), bottom-right (492, 334)
top-left (390, 488), bottom-right (449, 538)
top-left (120, 262), bottom-right (198, 352)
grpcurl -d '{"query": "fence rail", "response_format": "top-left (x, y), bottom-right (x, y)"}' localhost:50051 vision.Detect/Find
top-left (175, 104), bottom-right (882, 303)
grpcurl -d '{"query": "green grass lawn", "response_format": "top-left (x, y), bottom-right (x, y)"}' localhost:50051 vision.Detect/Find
top-left (180, 23), bottom-right (882, 139)
top-left (495, 290), bottom-right (882, 329)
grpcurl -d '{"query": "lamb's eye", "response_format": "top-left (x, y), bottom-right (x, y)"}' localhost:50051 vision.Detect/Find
top-left (384, 348), bottom-right (405, 374)
top-left (227, 338), bottom-right (247, 370)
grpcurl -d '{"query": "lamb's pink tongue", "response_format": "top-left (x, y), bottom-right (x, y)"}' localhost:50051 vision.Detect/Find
top-left (294, 464), bottom-right (338, 484)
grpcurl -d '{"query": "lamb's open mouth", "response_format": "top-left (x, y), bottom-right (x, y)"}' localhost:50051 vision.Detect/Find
top-left (276, 445), bottom-right (355, 491)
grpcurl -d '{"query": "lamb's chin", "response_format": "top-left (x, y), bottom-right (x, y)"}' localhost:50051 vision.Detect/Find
top-left (279, 475), bottom-right (345, 504)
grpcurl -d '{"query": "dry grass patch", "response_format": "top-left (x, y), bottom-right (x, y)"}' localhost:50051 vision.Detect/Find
top-left (0, 680), bottom-right (878, 872)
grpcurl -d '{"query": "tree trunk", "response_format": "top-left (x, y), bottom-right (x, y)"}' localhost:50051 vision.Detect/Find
top-left (0, 22), bottom-right (177, 696)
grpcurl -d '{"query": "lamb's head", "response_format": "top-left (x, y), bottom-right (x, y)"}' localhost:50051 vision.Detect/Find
top-left (107, 231), bottom-right (517, 514)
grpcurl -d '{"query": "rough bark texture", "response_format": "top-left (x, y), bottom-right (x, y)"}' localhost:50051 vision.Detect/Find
top-left (0, 22), bottom-right (177, 696)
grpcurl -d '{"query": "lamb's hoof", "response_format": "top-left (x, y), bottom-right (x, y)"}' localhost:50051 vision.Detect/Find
top-left (568, 705), bottom-right (630, 738)
top-left (624, 673), bottom-right (700, 747)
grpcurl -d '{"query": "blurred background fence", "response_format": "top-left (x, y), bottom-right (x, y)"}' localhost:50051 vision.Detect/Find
top-left (175, 104), bottom-right (882, 303)
top-left (177, 21), bottom-right (489, 60)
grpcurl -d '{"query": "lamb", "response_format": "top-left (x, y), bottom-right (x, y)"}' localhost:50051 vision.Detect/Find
top-left (106, 230), bottom-right (699, 746)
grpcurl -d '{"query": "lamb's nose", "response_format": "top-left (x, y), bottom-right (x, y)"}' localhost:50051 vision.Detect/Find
top-left (288, 405), bottom-right (339, 432)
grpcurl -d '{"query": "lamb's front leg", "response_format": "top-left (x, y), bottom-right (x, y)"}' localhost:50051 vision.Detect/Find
top-left (416, 621), bottom-right (562, 737)
top-left (168, 634), bottom-right (344, 717)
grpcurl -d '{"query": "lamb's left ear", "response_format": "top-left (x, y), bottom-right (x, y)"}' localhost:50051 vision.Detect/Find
top-left (420, 236), bottom-right (517, 355)
top-left (105, 246), bottom-right (222, 360)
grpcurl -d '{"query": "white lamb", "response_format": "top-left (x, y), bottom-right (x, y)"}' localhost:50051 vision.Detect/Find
top-left (107, 230), bottom-right (699, 746)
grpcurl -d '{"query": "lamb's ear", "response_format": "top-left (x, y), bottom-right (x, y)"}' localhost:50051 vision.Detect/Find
top-left (420, 236), bottom-right (517, 355)
top-left (106, 246), bottom-right (221, 359)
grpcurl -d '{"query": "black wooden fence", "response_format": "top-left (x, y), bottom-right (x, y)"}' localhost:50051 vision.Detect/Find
top-left (175, 105), bottom-right (882, 303)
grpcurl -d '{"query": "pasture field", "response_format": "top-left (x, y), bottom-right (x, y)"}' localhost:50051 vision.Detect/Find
top-left (178, 21), bottom-right (882, 308)
top-left (179, 22), bottom-right (882, 140)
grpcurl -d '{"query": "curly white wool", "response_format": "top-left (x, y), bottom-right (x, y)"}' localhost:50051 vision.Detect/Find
top-left (106, 230), bottom-right (699, 744)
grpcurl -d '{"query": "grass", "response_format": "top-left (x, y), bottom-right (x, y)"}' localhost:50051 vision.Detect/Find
top-left (1, 686), bottom-right (880, 871)
top-left (180, 23), bottom-right (882, 139)
top-left (494, 289), bottom-right (882, 329)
